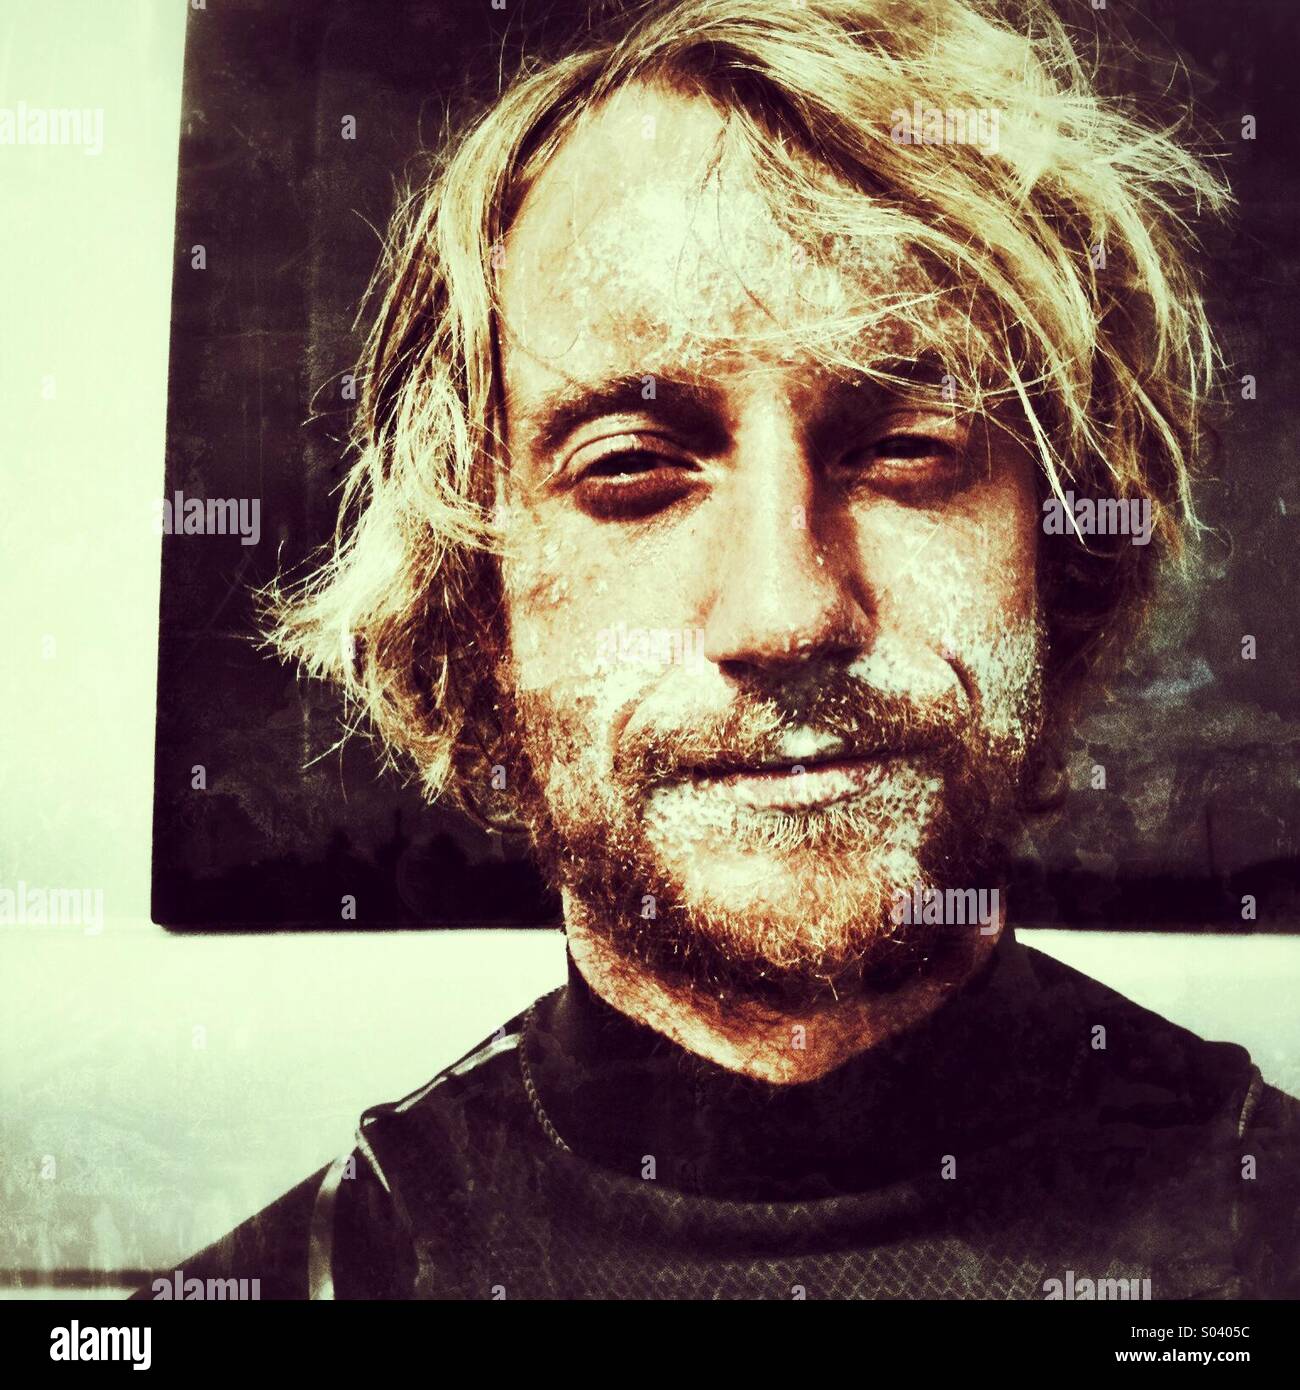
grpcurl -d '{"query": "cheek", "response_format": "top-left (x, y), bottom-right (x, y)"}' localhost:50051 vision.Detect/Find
top-left (843, 471), bottom-right (1041, 728)
top-left (857, 464), bottom-right (1040, 641)
top-left (498, 508), bottom-right (594, 681)
top-left (500, 503), bottom-right (694, 686)
top-left (499, 510), bottom-right (671, 770)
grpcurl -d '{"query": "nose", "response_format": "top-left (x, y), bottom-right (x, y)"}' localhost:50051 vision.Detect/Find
top-left (700, 401), bottom-right (876, 678)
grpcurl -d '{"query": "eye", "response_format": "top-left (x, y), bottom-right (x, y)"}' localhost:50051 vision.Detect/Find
top-left (871, 432), bottom-right (953, 461)
top-left (570, 441), bottom-right (698, 521)
top-left (581, 449), bottom-right (670, 478)
top-left (840, 423), bottom-right (968, 503)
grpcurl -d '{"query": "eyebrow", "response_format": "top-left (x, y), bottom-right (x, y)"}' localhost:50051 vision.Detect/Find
top-left (516, 373), bottom-right (728, 460)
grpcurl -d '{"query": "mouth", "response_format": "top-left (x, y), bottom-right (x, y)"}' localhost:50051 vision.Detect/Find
top-left (683, 748), bottom-right (927, 812)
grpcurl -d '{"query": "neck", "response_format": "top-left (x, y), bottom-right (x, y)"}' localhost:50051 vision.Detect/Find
top-left (564, 899), bottom-right (1005, 1085)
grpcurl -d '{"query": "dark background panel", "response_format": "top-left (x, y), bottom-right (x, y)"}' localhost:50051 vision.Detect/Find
top-left (153, 0), bottom-right (1300, 929)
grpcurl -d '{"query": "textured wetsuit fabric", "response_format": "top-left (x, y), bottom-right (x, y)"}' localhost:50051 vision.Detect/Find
top-left (138, 930), bottom-right (1300, 1300)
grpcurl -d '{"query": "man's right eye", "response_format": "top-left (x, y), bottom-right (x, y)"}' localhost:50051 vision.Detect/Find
top-left (581, 450), bottom-right (668, 478)
top-left (571, 446), bottom-right (698, 520)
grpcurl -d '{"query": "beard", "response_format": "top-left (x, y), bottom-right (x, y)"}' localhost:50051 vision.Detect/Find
top-left (494, 642), bottom-right (1044, 1011)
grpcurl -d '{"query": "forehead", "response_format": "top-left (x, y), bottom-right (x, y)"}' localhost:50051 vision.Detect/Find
top-left (497, 81), bottom-right (940, 395)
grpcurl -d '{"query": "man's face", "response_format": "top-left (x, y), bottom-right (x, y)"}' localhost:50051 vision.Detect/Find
top-left (493, 83), bottom-right (1044, 1005)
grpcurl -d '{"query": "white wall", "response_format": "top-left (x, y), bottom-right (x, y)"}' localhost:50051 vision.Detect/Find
top-left (0, 0), bottom-right (183, 919)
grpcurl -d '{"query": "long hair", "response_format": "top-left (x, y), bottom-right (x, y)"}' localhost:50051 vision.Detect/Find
top-left (261, 0), bottom-right (1230, 820)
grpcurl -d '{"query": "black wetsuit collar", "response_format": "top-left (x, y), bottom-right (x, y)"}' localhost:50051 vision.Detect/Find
top-left (525, 927), bottom-right (1082, 1199)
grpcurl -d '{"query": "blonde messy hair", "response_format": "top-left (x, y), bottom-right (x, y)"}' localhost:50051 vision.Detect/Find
top-left (263, 0), bottom-right (1230, 820)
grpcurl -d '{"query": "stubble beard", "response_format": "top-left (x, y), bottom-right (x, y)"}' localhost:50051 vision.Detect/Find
top-left (495, 643), bottom-right (1045, 1012)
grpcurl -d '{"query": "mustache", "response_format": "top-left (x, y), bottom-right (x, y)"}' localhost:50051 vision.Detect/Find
top-left (616, 670), bottom-right (971, 786)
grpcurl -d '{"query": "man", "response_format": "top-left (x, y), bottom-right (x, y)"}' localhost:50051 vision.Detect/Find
top-left (143, 0), bottom-right (1299, 1298)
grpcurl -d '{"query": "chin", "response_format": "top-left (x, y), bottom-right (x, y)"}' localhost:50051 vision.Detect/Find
top-left (619, 849), bottom-right (938, 1004)
top-left (652, 831), bottom-right (920, 921)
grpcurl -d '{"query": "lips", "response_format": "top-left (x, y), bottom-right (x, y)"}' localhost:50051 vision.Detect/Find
top-left (686, 752), bottom-right (917, 812)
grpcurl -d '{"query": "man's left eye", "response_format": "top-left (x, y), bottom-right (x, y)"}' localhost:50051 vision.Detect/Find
top-left (838, 430), bottom-right (967, 501)
top-left (868, 433), bottom-right (953, 462)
